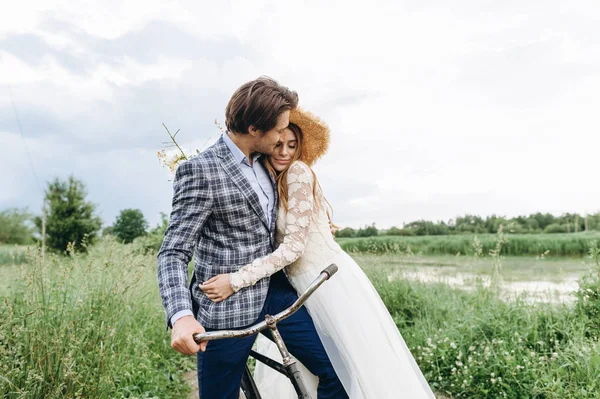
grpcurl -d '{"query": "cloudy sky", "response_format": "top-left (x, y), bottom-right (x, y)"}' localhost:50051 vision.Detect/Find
top-left (1, 0), bottom-right (599, 230)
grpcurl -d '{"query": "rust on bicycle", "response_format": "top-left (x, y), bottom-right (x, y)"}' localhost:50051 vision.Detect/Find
top-left (266, 315), bottom-right (296, 368)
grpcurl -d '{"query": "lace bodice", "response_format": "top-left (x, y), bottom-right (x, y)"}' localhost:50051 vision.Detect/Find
top-left (229, 161), bottom-right (341, 292)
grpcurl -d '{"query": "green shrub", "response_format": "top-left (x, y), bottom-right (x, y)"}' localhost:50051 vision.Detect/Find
top-left (576, 241), bottom-right (600, 333)
top-left (338, 232), bottom-right (600, 257)
top-left (544, 223), bottom-right (568, 234)
top-left (0, 237), bottom-right (193, 398)
top-left (369, 267), bottom-right (600, 398)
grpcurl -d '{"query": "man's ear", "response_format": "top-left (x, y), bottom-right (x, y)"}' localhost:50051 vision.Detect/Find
top-left (248, 125), bottom-right (261, 137)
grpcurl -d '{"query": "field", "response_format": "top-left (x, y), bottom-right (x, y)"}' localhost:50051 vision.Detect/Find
top-left (0, 244), bottom-right (28, 266)
top-left (0, 240), bottom-right (195, 399)
top-left (338, 231), bottom-right (600, 257)
top-left (2, 234), bottom-right (600, 398)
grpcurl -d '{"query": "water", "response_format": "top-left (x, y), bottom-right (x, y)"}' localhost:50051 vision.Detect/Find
top-left (390, 269), bottom-right (580, 304)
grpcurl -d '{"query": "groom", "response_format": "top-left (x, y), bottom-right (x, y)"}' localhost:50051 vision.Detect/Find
top-left (157, 76), bottom-right (347, 398)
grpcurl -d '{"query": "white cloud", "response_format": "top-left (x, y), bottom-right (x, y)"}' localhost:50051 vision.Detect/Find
top-left (2, 0), bottom-right (600, 229)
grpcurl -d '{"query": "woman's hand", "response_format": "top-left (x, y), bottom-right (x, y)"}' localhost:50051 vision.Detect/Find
top-left (200, 274), bottom-right (234, 303)
top-left (329, 220), bottom-right (339, 237)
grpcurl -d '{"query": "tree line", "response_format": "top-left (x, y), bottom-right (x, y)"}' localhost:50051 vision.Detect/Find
top-left (1, 175), bottom-right (599, 252)
top-left (335, 213), bottom-right (600, 238)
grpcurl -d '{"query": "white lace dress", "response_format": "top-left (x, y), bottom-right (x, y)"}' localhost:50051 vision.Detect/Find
top-left (229, 161), bottom-right (435, 399)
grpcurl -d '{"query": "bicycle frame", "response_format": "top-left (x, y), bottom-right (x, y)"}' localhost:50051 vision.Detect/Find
top-left (193, 264), bottom-right (339, 399)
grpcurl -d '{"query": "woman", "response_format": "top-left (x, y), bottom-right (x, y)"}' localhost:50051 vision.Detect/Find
top-left (200, 108), bottom-right (435, 398)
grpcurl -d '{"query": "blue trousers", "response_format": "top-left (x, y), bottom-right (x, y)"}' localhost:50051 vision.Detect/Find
top-left (196, 271), bottom-right (348, 398)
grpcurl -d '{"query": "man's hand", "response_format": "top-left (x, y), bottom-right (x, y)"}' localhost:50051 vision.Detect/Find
top-left (171, 315), bottom-right (207, 355)
top-left (200, 274), bottom-right (234, 303)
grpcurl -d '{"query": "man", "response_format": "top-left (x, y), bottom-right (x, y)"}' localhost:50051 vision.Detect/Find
top-left (158, 76), bottom-right (347, 398)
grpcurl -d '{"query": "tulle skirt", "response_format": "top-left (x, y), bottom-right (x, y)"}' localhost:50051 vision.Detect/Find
top-left (254, 251), bottom-right (435, 398)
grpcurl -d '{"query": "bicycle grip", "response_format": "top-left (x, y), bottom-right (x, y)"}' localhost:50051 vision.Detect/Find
top-left (193, 333), bottom-right (206, 344)
top-left (322, 264), bottom-right (338, 279)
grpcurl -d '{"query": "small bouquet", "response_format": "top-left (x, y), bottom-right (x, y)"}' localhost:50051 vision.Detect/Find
top-left (157, 120), bottom-right (224, 178)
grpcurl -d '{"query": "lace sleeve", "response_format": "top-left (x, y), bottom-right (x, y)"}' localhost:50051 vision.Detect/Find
top-left (229, 161), bottom-right (315, 292)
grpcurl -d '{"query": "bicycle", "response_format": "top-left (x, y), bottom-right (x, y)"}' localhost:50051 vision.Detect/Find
top-left (193, 263), bottom-right (339, 399)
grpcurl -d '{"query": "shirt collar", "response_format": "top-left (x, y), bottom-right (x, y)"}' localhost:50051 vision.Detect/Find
top-left (223, 133), bottom-right (262, 165)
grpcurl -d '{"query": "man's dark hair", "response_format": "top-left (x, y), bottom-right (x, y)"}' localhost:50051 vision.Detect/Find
top-left (225, 76), bottom-right (299, 134)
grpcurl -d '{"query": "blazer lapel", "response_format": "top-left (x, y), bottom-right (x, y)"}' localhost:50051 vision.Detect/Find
top-left (269, 170), bottom-right (278, 233)
top-left (215, 137), bottom-right (269, 229)
top-left (265, 167), bottom-right (279, 246)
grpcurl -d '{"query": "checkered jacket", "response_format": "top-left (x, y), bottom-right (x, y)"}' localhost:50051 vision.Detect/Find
top-left (157, 136), bottom-right (278, 329)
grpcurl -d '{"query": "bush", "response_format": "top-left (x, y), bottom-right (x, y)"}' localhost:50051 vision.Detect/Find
top-left (112, 208), bottom-right (149, 244)
top-left (0, 208), bottom-right (35, 245)
top-left (133, 213), bottom-right (168, 256)
top-left (576, 241), bottom-right (600, 332)
top-left (544, 223), bottom-right (568, 234)
top-left (385, 226), bottom-right (415, 236)
top-left (405, 220), bottom-right (450, 236)
top-left (356, 223), bottom-right (378, 238)
top-left (335, 227), bottom-right (356, 238)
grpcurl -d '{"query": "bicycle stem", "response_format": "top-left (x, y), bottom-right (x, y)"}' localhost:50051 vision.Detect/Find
top-left (265, 315), bottom-right (294, 367)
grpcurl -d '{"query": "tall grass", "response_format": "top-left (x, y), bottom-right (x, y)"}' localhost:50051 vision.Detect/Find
top-left (0, 245), bottom-right (28, 266)
top-left (369, 272), bottom-right (600, 397)
top-left (358, 240), bottom-right (600, 398)
top-left (0, 238), bottom-right (194, 399)
top-left (3, 232), bottom-right (600, 398)
top-left (339, 232), bottom-right (600, 257)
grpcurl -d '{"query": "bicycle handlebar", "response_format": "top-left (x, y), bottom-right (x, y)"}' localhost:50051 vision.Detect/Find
top-left (192, 264), bottom-right (338, 344)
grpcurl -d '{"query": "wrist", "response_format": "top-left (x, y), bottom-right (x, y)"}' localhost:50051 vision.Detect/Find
top-left (229, 273), bottom-right (243, 293)
top-left (171, 309), bottom-right (194, 328)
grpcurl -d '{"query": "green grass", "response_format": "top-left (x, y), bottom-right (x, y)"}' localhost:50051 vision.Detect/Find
top-left (338, 232), bottom-right (600, 257)
top-left (0, 244), bottom-right (29, 266)
top-left (0, 238), bottom-right (194, 399)
top-left (3, 235), bottom-right (600, 398)
top-left (361, 253), bottom-right (600, 398)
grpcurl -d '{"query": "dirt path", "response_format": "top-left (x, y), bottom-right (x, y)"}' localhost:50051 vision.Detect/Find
top-left (184, 370), bottom-right (199, 399)
top-left (185, 371), bottom-right (248, 399)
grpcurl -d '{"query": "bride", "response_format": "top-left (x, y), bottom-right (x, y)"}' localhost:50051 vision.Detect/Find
top-left (200, 107), bottom-right (435, 398)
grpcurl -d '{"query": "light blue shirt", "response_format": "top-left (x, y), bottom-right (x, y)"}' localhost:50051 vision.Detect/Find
top-left (170, 133), bottom-right (276, 328)
top-left (222, 132), bottom-right (275, 227)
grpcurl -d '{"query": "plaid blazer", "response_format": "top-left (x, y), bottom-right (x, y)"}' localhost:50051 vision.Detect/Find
top-left (157, 136), bottom-right (278, 329)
